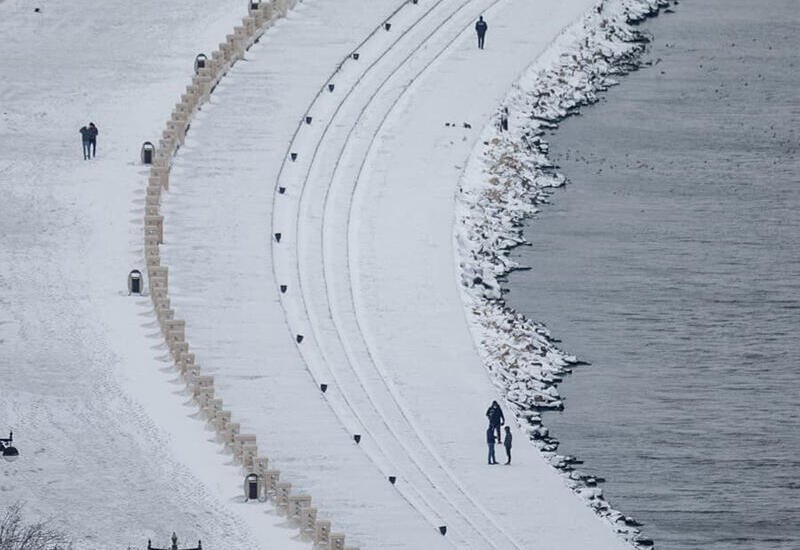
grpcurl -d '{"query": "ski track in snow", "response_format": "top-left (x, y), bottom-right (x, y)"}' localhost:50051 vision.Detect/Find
top-left (273, 2), bottom-right (527, 548)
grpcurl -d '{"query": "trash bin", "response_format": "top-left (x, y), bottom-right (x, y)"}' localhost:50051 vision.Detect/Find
top-left (194, 54), bottom-right (208, 74)
top-left (244, 473), bottom-right (259, 501)
top-left (128, 270), bottom-right (143, 295)
top-left (249, 0), bottom-right (261, 11)
top-left (141, 142), bottom-right (155, 164)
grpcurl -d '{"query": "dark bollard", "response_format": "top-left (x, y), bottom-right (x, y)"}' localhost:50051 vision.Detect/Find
top-left (320, 383), bottom-right (328, 393)
top-left (280, 285), bottom-right (287, 293)
top-left (328, 83), bottom-right (335, 92)
top-left (384, 22), bottom-right (391, 31)
top-left (290, 152), bottom-right (298, 161)
top-left (439, 526), bottom-right (447, 536)
top-left (352, 52), bottom-right (360, 60)
top-left (296, 334), bottom-right (304, 344)
top-left (274, 232), bottom-right (282, 242)
top-left (305, 116), bottom-right (312, 124)
top-left (353, 434), bottom-right (361, 444)
top-left (412, 0), bottom-right (418, 4)
top-left (278, 187), bottom-right (286, 194)
top-left (388, 476), bottom-right (396, 485)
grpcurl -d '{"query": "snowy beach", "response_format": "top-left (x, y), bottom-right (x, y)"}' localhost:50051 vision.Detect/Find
top-left (0, 0), bottom-right (686, 548)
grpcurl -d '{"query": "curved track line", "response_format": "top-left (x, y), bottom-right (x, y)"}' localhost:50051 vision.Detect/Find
top-left (271, 0), bottom-right (525, 548)
top-left (267, 0), bottom-right (462, 541)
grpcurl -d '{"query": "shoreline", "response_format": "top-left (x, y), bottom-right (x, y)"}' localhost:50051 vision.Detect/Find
top-left (455, 0), bottom-right (673, 547)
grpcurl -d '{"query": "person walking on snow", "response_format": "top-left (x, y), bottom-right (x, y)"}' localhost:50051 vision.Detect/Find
top-left (87, 122), bottom-right (98, 158)
top-left (475, 16), bottom-right (488, 49)
top-left (79, 124), bottom-right (91, 160)
top-left (503, 426), bottom-right (513, 465)
top-left (486, 400), bottom-right (504, 444)
top-left (486, 426), bottom-right (497, 465)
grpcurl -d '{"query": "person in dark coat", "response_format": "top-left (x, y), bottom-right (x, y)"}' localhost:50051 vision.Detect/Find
top-left (486, 400), bottom-right (504, 443)
top-left (87, 122), bottom-right (98, 158)
top-left (503, 426), bottom-right (513, 465)
top-left (486, 426), bottom-right (497, 465)
top-left (475, 16), bottom-right (488, 50)
top-left (79, 125), bottom-right (91, 160)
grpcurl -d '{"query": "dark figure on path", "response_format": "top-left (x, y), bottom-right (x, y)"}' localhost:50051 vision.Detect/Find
top-left (87, 122), bottom-right (98, 158)
top-left (503, 426), bottom-right (512, 465)
top-left (475, 16), bottom-right (487, 50)
top-left (79, 125), bottom-right (91, 160)
top-left (486, 426), bottom-right (497, 465)
top-left (486, 400), bottom-right (504, 444)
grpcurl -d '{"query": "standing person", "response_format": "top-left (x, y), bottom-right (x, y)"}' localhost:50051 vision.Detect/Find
top-left (486, 426), bottom-right (497, 465)
top-left (475, 16), bottom-right (488, 50)
top-left (87, 122), bottom-right (98, 158)
top-left (503, 426), bottom-right (513, 465)
top-left (486, 400), bottom-right (504, 444)
top-left (79, 124), bottom-right (91, 160)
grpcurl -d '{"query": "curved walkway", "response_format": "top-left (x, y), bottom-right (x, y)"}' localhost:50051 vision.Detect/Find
top-left (164, 0), bottom-right (634, 548)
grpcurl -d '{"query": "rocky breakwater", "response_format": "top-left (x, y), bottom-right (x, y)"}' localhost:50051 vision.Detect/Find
top-left (456, 0), bottom-right (676, 547)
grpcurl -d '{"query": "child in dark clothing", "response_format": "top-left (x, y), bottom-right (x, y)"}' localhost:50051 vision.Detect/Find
top-left (503, 426), bottom-right (512, 465)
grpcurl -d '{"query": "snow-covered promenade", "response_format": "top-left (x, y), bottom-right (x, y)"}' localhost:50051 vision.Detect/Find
top-left (0, 1), bottom-right (304, 548)
top-left (163, 0), bottom-right (632, 548)
top-left (2, 0), bottom-right (651, 547)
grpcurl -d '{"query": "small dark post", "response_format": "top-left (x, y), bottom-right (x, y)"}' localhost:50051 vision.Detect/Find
top-left (353, 434), bottom-right (361, 444)
top-left (280, 285), bottom-right (287, 293)
top-left (278, 186), bottom-right (286, 194)
top-left (320, 383), bottom-right (328, 393)
top-left (296, 334), bottom-right (304, 343)
top-left (305, 116), bottom-right (312, 124)
top-left (352, 52), bottom-right (360, 60)
top-left (384, 22), bottom-right (391, 31)
top-left (388, 476), bottom-right (397, 485)
top-left (328, 83), bottom-right (335, 92)
top-left (439, 525), bottom-right (447, 536)
top-left (274, 232), bottom-right (282, 242)
top-left (290, 152), bottom-right (298, 161)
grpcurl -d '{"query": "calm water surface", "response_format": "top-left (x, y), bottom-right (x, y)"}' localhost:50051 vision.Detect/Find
top-left (506, 1), bottom-right (800, 548)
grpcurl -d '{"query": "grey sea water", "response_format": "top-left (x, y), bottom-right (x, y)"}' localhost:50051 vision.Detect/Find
top-left (506, 1), bottom-right (800, 549)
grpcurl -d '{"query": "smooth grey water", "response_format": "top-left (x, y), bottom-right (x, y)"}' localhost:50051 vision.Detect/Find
top-left (506, 1), bottom-right (800, 549)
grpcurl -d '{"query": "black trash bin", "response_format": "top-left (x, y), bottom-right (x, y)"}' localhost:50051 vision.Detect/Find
top-left (141, 142), bottom-right (155, 164)
top-left (194, 54), bottom-right (208, 74)
top-left (244, 473), bottom-right (259, 501)
top-left (128, 270), bottom-right (142, 295)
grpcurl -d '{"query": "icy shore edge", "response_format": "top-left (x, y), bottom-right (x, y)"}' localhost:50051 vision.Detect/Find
top-left (455, 0), bottom-right (672, 547)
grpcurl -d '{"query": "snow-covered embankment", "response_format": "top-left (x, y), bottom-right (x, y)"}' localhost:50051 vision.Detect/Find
top-left (456, 0), bottom-right (671, 547)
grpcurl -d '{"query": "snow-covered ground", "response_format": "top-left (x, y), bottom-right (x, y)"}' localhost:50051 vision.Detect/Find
top-left (0, 1), bottom-right (305, 548)
top-left (161, 0), bottom-right (634, 548)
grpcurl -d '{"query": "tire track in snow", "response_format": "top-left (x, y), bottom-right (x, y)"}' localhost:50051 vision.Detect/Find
top-left (270, 0), bottom-right (521, 548)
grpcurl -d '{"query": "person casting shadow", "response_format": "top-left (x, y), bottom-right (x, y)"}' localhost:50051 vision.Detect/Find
top-left (486, 400), bottom-right (504, 444)
top-left (504, 426), bottom-right (512, 465)
top-left (487, 425), bottom-right (497, 465)
top-left (475, 16), bottom-right (488, 49)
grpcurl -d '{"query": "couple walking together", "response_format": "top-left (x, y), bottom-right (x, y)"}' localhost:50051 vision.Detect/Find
top-left (486, 400), bottom-right (512, 465)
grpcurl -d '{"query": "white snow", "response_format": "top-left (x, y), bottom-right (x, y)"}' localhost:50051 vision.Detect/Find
top-left (0, 1), bottom-right (306, 548)
top-left (1, 0), bottom-right (661, 547)
top-left (161, 0), bottom-right (637, 548)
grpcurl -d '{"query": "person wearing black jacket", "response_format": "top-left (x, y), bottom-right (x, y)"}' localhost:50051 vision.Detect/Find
top-left (475, 16), bottom-right (488, 49)
top-left (503, 426), bottom-right (513, 465)
top-left (87, 122), bottom-right (98, 158)
top-left (486, 426), bottom-right (497, 465)
top-left (486, 400), bottom-right (504, 444)
top-left (79, 125), bottom-right (91, 160)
